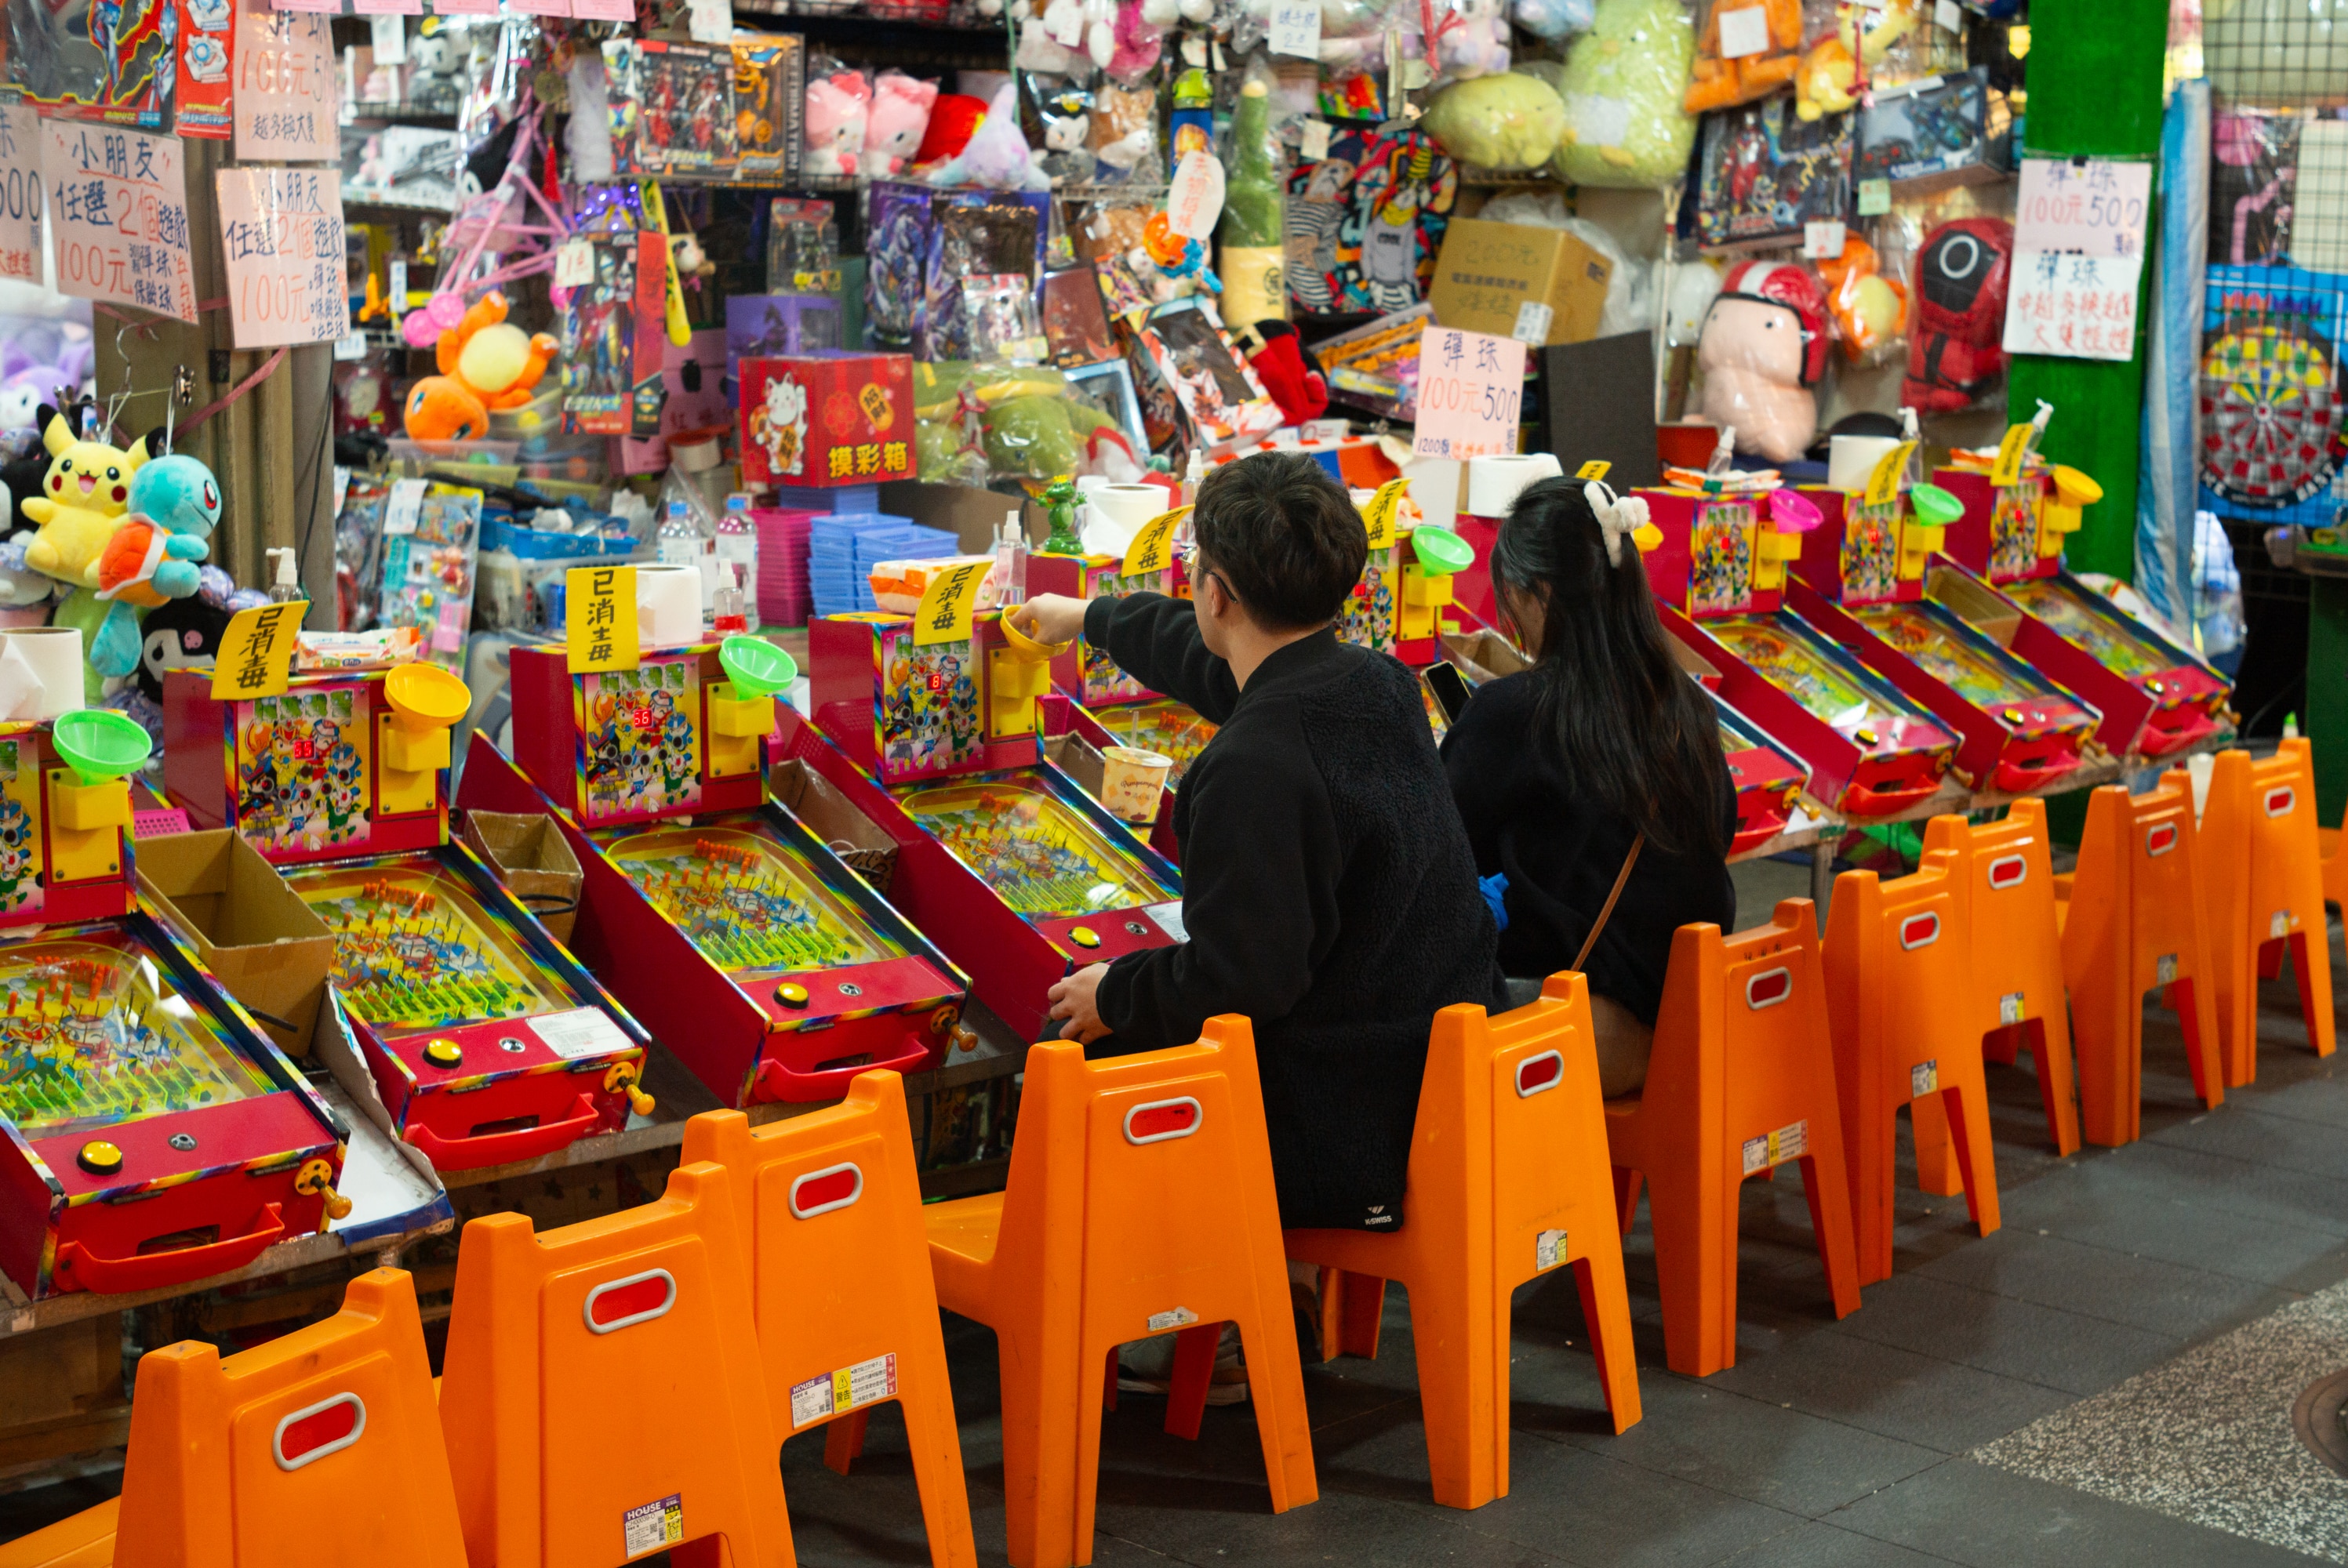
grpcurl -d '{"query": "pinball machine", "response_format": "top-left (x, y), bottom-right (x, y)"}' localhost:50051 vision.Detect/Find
top-left (165, 662), bottom-right (655, 1171)
top-left (2, 710), bottom-right (351, 1300)
top-left (462, 635), bottom-right (970, 1108)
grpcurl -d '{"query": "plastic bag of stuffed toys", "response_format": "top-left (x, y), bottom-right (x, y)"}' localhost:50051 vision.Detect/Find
top-left (1523, 0), bottom-right (1694, 189)
top-left (1419, 70), bottom-right (1567, 172)
top-left (911, 361), bottom-right (1147, 484)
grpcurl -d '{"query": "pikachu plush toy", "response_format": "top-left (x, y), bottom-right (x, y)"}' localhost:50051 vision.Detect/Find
top-left (21, 412), bottom-right (151, 588)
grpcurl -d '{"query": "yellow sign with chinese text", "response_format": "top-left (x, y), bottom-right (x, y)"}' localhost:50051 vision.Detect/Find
top-left (913, 558), bottom-right (989, 647)
top-left (1576, 459), bottom-right (1611, 481)
top-left (1864, 441), bottom-right (1920, 509)
top-left (209, 601), bottom-right (305, 700)
top-left (1362, 478), bottom-right (1411, 550)
top-left (1990, 422), bottom-right (2037, 487)
top-left (566, 565), bottom-right (640, 673)
top-left (1122, 506), bottom-right (1191, 577)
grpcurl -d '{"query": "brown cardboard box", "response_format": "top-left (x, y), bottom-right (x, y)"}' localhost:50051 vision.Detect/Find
top-left (460, 811), bottom-right (584, 945)
top-left (769, 757), bottom-right (900, 895)
top-left (1427, 220), bottom-right (1613, 347)
top-left (136, 829), bottom-right (336, 1058)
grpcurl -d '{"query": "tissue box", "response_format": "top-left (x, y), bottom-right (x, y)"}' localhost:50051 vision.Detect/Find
top-left (738, 352), bottom-right (918, 488)
top-left (1856, 67), bottom-right (2011, 195)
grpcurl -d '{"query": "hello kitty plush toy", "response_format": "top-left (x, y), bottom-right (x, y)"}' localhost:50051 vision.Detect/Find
top-left (861, 71), bottom-right (939, 178)
top-left (805, 71), bottom-right (871, 179)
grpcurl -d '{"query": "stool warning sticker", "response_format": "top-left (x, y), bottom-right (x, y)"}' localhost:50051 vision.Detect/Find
top-left (1910, 1060), bottom-right (1939, 1098)
top-left (622, 1494), bottom-right (683, 1558)
top-left (1536, 1229), bottom-right (1567, 1272)
top-left (1741, 1118), bottom-right (1807, 1177)
top-left (790, 1352), bottom-right (899, 1428)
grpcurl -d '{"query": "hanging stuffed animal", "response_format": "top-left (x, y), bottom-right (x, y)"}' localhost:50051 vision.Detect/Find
top-left (400, 291), bottom-right (559, 441)
top-left (21, 411), bottom-right (150, 588)
top-left (1698, 259), bottom-right (1829, 463)
top-left (98, 453), bottom-right (221, 608)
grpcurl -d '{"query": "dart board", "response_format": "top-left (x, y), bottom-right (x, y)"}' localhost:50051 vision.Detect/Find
top-left (2199, 318), bottom-right (2342, 507)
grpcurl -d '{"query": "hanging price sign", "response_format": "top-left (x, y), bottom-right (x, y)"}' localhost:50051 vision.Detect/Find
top-left (1411, 326), bottom-right (1528, 461)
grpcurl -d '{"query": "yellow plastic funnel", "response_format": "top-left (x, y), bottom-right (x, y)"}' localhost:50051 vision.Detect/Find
top-left (999, 608), bottom-right (1070, 663)
top-left (384, 662), bottom-right (471, 733)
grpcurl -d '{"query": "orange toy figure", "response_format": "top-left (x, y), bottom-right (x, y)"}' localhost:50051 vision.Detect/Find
top-left (1685, 0), bottom-right (1802, 112)
top-left (1816, 235), bottom-right (1909, 364)
top-left (399, 291), bottom-right (559, 441)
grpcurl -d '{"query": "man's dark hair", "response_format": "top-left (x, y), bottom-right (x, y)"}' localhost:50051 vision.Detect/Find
top-left (1192, 452), bottom-right (1368, 632)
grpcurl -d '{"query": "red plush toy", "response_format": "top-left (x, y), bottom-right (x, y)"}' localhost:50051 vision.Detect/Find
top-left (914, 93), bottom-right (990, 168)
top-left (1240, 321), bottom-right (1329, 425)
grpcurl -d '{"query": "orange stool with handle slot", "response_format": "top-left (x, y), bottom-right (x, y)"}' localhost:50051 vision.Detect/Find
top-left (681, 1073), bottom-right (977, 1568)
top-left (2055, 781), bottom-right (2225, 1146)
top-left (437, 1161), bottom-right (795, 1568)
top-left (1603, 900), bottom-right (1862, 1378)
top-left (0, 1269), bottom-right (464, 1568)
top-left (1910, 800), bottom-right (2081, 1183)
top-left (1285, 972), bottom-right (1641, 1512)
top-left (1823, 848), bottom-right (2000, 1287)
top-left (2189, 742), bottom-right (2335, 1087)
top-left (925, 1018), bottom-right (1316, 1568)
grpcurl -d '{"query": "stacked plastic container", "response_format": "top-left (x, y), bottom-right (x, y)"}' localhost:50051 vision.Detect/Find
top-left (751, 507), bottom-right (818, 630)
top-left (809, 514), bottom-right (958, 616)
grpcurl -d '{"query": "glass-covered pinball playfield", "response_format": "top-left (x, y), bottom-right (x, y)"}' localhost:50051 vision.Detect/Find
top-left (1090, 699), bottom-right (1217, 790)
top-left (896, 770), bottom-right (1175, 920)
top-left (1849, 601), bottom-right (2074, 714)
top-left (1995, 577), bottom-right (2176, 684)
top-left (0, 923), bottom-right (270, 1142)
top-left (591, 815), bottom-right (910, 983)
top-left (282, 855), bottom-right (572, 1037)
top-left (1705, 613), bottom-right (1943, 740)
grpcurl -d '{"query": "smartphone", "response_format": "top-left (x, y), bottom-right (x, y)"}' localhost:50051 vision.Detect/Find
top-left (1423, 662), bottom-right (1474, 726)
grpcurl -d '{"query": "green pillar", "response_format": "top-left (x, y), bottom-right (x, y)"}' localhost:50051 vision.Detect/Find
top-left (2310, 581), bottom-right (2348, 822)
top-left (2003, 0), bottom-right (2172, 581)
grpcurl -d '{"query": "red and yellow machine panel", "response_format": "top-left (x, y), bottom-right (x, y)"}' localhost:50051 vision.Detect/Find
top-left (506, 643), bottom-right (769, 829)
top-left (280, 848), bottom-right (652, 1171)
top-left (0, 916), bottom-right (347, 1299)
top-left (1713, 695), bottom-right (1811, 854)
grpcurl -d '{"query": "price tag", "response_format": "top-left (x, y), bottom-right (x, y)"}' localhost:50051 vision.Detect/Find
top-left (1715, 4), bottom-right (1769, 59)
top-left (2014, 156), bottom-right (2154, 261)
top-left (333, 332), bottom-right (366, 361)
top-left (1511, 300), bottom-right (1554, 345)
top-left (332, 465), bottom-right (351, 520)
top-left (369, 13), bottom-right (406, 60)
top-left (1166, 150), bottom-right (1226, 241)
top-left (1802, 220), bottom-right (1846, 260)
top-left (1576, 459), bottom-right (1612, 481)
top-left (1123, 506), bottom-right (1191, 576)
top-left (0, 107), bottom-right (43, 287)
top-left (1301, 118), bottom-right (1331, 162)
top-left (556, 238), bottom-right (594, 288)
top-left (209, 602), bottom-right (306, 701)
top-left (686, 0), bottom-right (729, 38)
top-left (384, 477), bottom-right (426, 536)
top-left (216, 167), bottom-right (351, 349)
top-left (1864, 441), bottom-right (1918, 508)
top-left (1857, 178), bottom-right (1892, 216)
top-left (1180, 34), bottom-right (1208, 65)
top-left (1412, 326), bottom-right (1528, 463)
top-left (912, 558), bottom-right (990, 647)
top-left (1990, 421), bottom-right (2037, 487)
top-left (1269, 0), bottom-right (1320, 57)
top-left (1935, 0), bottom-right (1961, 30)
top-left (1361, 478), bottom-right (1409, 550)
top-left (566, 564), bottom-right (639, 673)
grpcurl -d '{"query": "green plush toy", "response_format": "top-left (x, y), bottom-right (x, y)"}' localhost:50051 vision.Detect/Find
top-left (1419, 71), bottom-right (1569, 173)
top-left (1547, 0), bottom-right (1697, 188)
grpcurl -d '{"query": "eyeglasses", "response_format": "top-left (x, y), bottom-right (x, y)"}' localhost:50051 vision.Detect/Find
top-left (1180, 540), bottom-right (1238, 606)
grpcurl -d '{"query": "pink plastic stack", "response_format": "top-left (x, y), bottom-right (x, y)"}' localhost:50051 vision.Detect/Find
top-left (753, 507), bottom-right (819, 630)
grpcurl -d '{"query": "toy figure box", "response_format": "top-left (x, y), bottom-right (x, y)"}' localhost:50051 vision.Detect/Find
top-left (729, 33), bottom-right (805, 182)
top-left (862, 181), bottom-right (1051, 355)
top-left (1427, 219), bottom-right (1612, 346)
top-left (1696, 97), bottom-right (1854, 252)
top-left (0, 913), bottom-right (349, 1299)
top-left (602, 37), bottom-right (739, 177)
top-left (2, 0), bottom-right (231, 133)
top-left (1637, 485), bottom-right (1958, 815)
top-left (561, 233), bottom-right (671, 437)
top-left (1855, 67), bottom-right (2010, 196)
top-left (798, 608), bottom-right (1183, 1040)
top-left (725, 294), bottom-right (845, 387)
top-left (1132, 299), bottom-right (1285, 452)
top-left (739, 351), bottom-right (917, 488)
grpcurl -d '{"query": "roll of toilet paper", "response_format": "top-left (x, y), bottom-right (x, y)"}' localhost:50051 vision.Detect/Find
top-left (1081, 483), bottom-right (1171, 559)
top-left (1828, 435), bottom-right (1902, 495)
top-left (1463, 454), bottom-right (1565, 519)
top-left (636, 564), bottom-right (703, 650)
top-left (0, 627), bottom-right (84, 720)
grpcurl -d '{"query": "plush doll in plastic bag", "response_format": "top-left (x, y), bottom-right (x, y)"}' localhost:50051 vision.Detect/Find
top-left (1685, 0), bottom-right (1801, 112)
top-left (1419, 71), bottom-right (1566, 171)
top-left (930, 82), bottom-right (1052, 191)
top-left (1698, 260), bottom-right (1828, 463)
top-left (1902, 216), bottom-right (2012, 413)
top-left (805, 70), bottom-right (871, 178)
top-left (863, 71), bottom-right (940, 177)
top-left (1539, 0), bottom-right (1694, 188)
top-left (1430, 0), bottom-right (1512, 82)
top-left (1817, 234), bottom-right (1908, 367)
top-left (1510, 0), bottom-right (1590, 40)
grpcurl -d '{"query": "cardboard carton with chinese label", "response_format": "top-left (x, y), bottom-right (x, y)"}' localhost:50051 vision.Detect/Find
top-left (738, 351), bottom-right (918, 488)
top-left (1427, 219), bottom-right (1612, 347)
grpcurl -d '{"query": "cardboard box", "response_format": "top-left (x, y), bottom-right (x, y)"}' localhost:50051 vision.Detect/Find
top-left (768, 757), bottom-right (900, 895)
top-left (135, 829), bottom-right (336, 1058)
top-left (1427, 220), bottom-right (1613, 347)
top-left (459, 811), bottom-right (584, 946)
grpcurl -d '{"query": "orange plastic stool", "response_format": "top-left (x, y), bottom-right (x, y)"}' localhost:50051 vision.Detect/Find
top-left (1603, 900), bottom-right (1862, 1378)
top-left (1285, 973), bottom-right (1641, 1512)
top-left (2056, 782), bottom-right (2225, 1146)
top-left (2190, 742), bottom-right (2335, 1086)
top-left (1824, 849), bottom-right (2001, 1287)
top-left (681, 1073), bottom-right (977, 1568)
top-left (0, 1270), bottom-right (463, 1568)
top-left (925, 1018), bottom-right (1317, 1568)
top-left (1913, 800), bottom-right (2081, 1175)
top-left (438, 1161), bottom-right (795, 1568)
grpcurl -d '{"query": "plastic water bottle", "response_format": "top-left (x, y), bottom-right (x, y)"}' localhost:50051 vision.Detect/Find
top-left (717, 492), bottom-right (759, 619)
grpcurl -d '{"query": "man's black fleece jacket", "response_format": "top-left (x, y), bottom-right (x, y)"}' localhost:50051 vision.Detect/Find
top-left (1083, 592), bottom-right (1507, 1232)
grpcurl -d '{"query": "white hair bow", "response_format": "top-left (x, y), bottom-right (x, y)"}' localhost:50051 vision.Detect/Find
top-left (1585, 480), bottom-right (1652, 568)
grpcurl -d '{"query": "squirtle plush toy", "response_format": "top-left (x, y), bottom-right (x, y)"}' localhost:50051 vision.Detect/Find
top-left (81, 453), bottom-right (224, 678)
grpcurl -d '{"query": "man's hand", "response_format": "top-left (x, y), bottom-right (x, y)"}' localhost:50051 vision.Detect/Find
top-left (1016, 593), bottom-right (1089, 647)
top-left (1048, 962), bottom-right (1112, 1044)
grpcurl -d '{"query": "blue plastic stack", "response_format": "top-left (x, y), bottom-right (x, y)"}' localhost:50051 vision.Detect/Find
top-left (807, 513), bottom-right (959, 616)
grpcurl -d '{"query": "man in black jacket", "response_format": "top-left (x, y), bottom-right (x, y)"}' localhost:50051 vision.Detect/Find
top-left (1018, 451), bottom-right (1506, 1232)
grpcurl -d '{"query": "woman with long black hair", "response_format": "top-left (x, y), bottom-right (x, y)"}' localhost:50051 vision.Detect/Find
top-left (1441, 475), bottom-right (1737, 1097)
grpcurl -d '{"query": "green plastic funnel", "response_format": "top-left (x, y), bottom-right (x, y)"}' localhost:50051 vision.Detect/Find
top-left (1911, 484), bottom-right (1965, 528)
top-left (53, 708), bottom-right (152, 786)
top-left (1412, 525), bottom-right (1475, 577)
top-left (720, 635), bottom-right (797, 699)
